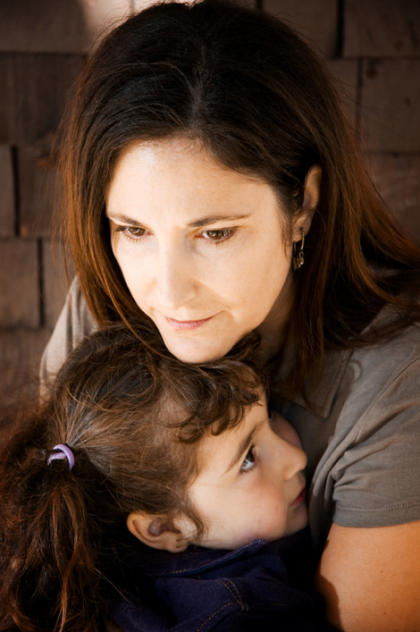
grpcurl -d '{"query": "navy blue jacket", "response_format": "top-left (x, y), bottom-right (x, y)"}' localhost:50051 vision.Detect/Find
top-left (111, 529), bottom-right (336, 632)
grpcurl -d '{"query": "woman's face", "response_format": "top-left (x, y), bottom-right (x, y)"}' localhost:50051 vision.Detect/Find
top-left (106, 137), bottom-right (297, 363)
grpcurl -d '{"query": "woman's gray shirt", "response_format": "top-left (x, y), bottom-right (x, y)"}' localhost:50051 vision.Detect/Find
top-left (41, 277), bottom-right (420, 550)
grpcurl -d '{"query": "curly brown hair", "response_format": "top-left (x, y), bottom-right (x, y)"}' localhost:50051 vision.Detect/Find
top-left (0, 323), bottom-right (262, 631)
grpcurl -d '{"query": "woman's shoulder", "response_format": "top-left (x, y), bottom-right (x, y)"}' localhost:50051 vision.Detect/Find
top-left (327, 315), bottom-right (419, 427)
top-left (332, 296), bottom-right (420, 394)
top-left (40, 277), bottom-right (98, 389)
top-left (66, 276), bottom-right (97, 329)
top-left (294, 319), bottom-right (420, 544)
top-left (351, 304), bottom-right (420, 382)
top-left (290, 316), bottom-right (419, 424)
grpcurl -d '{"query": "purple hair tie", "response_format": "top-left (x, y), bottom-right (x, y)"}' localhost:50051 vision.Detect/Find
top-left (47, 444), bottom-right (75, 471)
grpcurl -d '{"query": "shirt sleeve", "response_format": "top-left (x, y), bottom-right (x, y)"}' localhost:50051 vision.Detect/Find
top-left (331, 339), bottom-right (420, 528)
top-left (39, 277), bottom-right (97, 390)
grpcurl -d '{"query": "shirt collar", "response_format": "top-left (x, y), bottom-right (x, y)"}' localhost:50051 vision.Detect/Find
top-left (271, 332), bottom-right (353, 419)
top-left (271, 298), bottom-right (407, 419)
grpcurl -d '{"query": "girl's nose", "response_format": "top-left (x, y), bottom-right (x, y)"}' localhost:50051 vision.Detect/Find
top-left (269, 413), bottom-right (307, 480)
top-left (280, 439), bottom-right (307, 481)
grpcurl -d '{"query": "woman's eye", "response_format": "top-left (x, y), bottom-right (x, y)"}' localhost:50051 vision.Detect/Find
top-left (240, 447), bottom-right (256, 473)
top-left (200, 228), bottom-right (235, 243)
top-left (115, 225), bottom-right (147, 240)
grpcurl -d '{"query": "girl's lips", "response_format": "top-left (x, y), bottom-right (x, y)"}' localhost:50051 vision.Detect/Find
top-left (292, 486), bottom-right (306, 507)
top-left (164, 316), bottom-right (213, 330)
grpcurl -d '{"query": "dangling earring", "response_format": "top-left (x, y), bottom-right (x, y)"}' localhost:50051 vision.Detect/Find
top-left (292, 229), bottom-right (305, 271)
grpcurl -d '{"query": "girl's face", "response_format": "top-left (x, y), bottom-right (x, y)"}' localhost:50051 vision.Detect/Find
top-left (106, 136), bottom-right (296, 363)
top-left (188, 400), bottom-right (308, 549)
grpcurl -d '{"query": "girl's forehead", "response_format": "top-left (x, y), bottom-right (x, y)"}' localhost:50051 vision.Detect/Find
top-left (194, 398), bottom-right (268, 478)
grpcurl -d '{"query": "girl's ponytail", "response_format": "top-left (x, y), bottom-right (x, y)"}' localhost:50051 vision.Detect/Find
top-left (0, 323), bottom-right (265, 631)
top-left (0, 412), bottom-right (107, 632)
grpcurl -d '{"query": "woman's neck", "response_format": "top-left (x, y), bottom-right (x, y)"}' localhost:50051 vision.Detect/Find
top-left (257, 272), bottom-right (294, 363)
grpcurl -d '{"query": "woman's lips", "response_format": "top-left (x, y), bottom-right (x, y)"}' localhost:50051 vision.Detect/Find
top-left (164, 316), bottom-right (213, 330)
top-left (292, 486), bottom-right (306, 507)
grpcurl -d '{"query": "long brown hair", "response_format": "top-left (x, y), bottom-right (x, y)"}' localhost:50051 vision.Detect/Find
top-left (60, 0), bottom-right (420, 394)
top-left (0, 324), bottom-right (261, 632)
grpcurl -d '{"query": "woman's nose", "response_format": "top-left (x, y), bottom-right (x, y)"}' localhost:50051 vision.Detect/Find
top-left (156, 246), bottom-right (197, 309)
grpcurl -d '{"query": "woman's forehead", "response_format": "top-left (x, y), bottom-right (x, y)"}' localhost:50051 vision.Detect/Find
top-left (109, 136), bottom-right (265, 191)
top-left (106, 136), bottom-right (283, 222)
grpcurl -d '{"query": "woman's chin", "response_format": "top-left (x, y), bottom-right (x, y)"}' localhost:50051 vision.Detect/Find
top-left (161, 335), bottom-right (231, 364)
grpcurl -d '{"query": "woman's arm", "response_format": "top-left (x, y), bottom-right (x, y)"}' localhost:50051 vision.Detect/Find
top-left (316, 521), bottom-right (420, 631)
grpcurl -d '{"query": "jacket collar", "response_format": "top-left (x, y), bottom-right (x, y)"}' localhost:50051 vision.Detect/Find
top-left (128, 538), bottom-right (267, 578)
top-left (122, 528), bottom-right (311, 579)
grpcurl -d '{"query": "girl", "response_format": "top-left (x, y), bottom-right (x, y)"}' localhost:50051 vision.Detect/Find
top-left (0, 324), bottom-right (332, 632)
top-left (41, 0), bottom-right (420, 628)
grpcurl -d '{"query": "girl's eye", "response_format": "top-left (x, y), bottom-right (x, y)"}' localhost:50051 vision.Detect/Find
top-left (240, 446), bottom-right (256, 473)
top-left (200, 228), bottom-right (235, 243)
top-left (115, 225), bottom-right (147, 240)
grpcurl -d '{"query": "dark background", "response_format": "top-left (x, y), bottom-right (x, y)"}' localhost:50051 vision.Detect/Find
top-left (1, 0), bottom-right (420, 406)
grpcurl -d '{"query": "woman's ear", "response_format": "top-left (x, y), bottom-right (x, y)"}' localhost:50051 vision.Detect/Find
top-left (126, 511), bottom-right (193, 553)
top-left (292, 165), bottom-right (322, 240)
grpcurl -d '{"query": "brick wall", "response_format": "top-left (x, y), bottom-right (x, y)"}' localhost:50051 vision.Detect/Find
top-left (1, 0), bottom-right (419, 406)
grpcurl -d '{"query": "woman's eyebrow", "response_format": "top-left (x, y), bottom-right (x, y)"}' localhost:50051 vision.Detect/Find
top-left (106, 213), bottom-right (143, 226)
top-left (224, 418), bottom-right (265, 474)
top-left (107, 212), bottom-right (251, 227)
top-left (188, 214), bottom-right (251, 228)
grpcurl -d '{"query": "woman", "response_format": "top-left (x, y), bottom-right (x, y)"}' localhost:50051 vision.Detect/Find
top-left (41, 0), bottom-right (420, 629)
